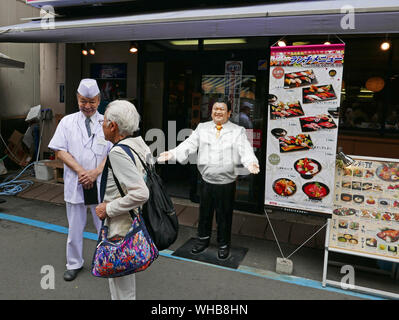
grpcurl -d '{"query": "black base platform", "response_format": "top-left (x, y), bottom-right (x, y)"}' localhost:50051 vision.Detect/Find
top-left (172, 238), bottom-right (248, 270)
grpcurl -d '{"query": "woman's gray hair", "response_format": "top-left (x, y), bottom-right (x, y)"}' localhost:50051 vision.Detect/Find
top-left (105, 100), bottom-right (140, 135)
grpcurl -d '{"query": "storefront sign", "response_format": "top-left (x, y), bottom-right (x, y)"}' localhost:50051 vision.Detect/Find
top-left (329, 156), bottom-right (399, 260)
top-left (264, 44), bottom-right (345, 214)
top-left (90, 63), bottom-right (127, 105)
top-left (225, 61), bottom-right (243, 118)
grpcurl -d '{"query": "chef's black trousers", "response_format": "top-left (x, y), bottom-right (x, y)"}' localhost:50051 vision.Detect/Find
top-left (197, 179), bottom-right (236, 247)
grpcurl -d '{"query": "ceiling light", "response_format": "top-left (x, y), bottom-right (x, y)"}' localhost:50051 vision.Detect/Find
top-left (381, 41), bottom-right (390, 51)
top-left (129, 42), bottom-right (138, 53)
top-left (89, 48), bottom-right (95, 55)
top-left (277, 40), bottom-right (287, 47)
top-left (204, 39), bottom-right (246, 45)
top-left (324, 41), bottom-right (331, 45)
top-left (170, 38), bottom-right (247, 46)
top-left (293, 41), bottom-right (310, 46)
top-left (82, 49), bottom-right (88, 56)
top-left (170, 40), bottom-right (198, 46)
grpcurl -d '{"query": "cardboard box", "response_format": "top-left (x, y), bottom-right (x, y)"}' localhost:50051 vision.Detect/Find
top-left (7, 130), bottom-right (32, 166)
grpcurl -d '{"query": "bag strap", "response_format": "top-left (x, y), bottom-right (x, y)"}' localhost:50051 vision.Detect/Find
top-left (102, 143), bottom-right (140, 221)
top-left (99, 143), bottom-right (137, 203)
top-left (100, 156), bottom-right (110, 203)
top-left (117, 143), bottom-right (153, 175)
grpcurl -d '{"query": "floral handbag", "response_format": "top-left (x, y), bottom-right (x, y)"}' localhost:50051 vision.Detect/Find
top-left (91, 154), bottom-right (159, 278)
top-left (91, 211), bottom-right (159, 278)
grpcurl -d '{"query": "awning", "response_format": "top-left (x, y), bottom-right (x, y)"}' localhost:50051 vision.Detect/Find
top-left (0, 53), bottom-right (25, 68)
top-left (26, 0), bottom-right (132, 8)
top-left (1, 0), bottom-right (399, 43)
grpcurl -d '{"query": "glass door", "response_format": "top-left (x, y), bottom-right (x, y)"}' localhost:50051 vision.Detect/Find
top-left (198, 50), bottom-right (267, 210)
top-left (142, 39), bottom-right (268, 212)
top-left (163, 59), bottom-right (199, 200)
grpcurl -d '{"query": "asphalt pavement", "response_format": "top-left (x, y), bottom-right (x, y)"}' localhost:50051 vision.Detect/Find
top-left (0, 196), bottom-right (397, 301)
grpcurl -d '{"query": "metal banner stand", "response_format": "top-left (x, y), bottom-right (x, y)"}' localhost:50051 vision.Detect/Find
top-left (322, 218), bottom-right (399, 300)
top-left (264, 207), bottom-right (328, 274)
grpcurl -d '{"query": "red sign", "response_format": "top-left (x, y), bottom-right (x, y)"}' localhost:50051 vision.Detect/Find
top-left (272, 67), bottom-right (284, 79)
top-left (246, 129), bottom-right (262, 148)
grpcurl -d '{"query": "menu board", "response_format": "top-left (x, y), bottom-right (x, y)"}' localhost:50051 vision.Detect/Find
top-left (329, 156), bottom-right (399, 261)
top-left (264, 44), bottom-right (345, 214)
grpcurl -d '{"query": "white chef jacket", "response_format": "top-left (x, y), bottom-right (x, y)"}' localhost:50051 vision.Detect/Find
top-left (48, 111), bottom-right (112, 204)
top-left (171, 120), bottom-right (259, 184)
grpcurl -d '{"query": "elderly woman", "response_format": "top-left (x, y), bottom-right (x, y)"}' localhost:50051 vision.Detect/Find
top-left (95, 100), bottom-right (150, 300)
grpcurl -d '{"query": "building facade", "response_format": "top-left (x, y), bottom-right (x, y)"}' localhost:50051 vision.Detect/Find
top-left (1, 0), bottom-right (399, 213)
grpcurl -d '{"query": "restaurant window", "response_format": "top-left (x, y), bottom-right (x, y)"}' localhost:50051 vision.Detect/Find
top-left (339, 36), bottom-right (399, 136)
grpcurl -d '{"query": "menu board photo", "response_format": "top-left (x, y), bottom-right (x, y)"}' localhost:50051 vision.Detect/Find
top-left (329, 156), bottom-right (399, 261)
top-left (264, 44), bottom-right (345, 214)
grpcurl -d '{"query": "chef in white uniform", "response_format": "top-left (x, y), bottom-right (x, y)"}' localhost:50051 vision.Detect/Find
top-left (48, 79), bottom-right (112, 281)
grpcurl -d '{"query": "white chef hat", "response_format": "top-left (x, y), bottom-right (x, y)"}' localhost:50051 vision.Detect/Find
top-left (77, 78), bottom-right (100, 98)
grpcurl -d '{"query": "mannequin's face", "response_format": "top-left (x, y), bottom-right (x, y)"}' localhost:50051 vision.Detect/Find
top-left (211, 102), bottom-right (231, 125)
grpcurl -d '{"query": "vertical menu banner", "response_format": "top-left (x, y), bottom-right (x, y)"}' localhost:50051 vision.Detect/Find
top-left (264, 44), bottom-right (345, 214)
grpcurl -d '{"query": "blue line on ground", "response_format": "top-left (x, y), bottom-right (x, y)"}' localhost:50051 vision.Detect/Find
top-left (0, 212), bottom-right (97, 240)
top-left (0, 212), bottom-right (384, 300)
top-left (159, 248), bottom-right (382, 300)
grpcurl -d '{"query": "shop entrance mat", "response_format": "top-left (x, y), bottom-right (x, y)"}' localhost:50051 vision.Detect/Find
top-left (172, 237), bottom-right (248, 269)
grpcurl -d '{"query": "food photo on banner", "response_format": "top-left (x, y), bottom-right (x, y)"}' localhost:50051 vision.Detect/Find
top-left (265, 43), bottom-right (345, 215)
